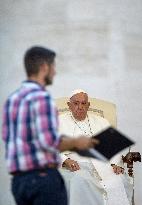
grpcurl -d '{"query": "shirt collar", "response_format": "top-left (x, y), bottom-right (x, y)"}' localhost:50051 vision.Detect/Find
top-left (22, 80), bottom-right (45, 90)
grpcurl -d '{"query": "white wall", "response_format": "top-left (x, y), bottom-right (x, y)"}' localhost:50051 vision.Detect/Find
top-left (0, 1), bottom-right (142, 204)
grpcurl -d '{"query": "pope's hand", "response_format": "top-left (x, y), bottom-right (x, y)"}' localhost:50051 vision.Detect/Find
top-left (62, 158), bottom-right (80, 172)
top-left (111, 164), bottom-right (124, 175)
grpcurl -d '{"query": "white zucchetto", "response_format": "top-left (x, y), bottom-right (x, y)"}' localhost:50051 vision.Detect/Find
top-left (69, 89), bottom-right (87, 99)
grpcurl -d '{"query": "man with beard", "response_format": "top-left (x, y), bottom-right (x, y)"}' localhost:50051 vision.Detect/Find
top-left (2, 46), bottom-right (98, 205)
top-left (59, 89), bottom-right (133, 205)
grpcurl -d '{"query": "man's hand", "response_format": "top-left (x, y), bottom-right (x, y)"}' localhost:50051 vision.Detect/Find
top-left (74, 136), bottom-right (99, 150)
top-left (62, 158), bottom-right (80, 172)
top-left (111, 164), bottom-right (124, 175)
top-left (58, 135), bottom-right (99, 152)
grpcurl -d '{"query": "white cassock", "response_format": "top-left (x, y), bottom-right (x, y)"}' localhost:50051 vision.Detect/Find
top-left (58, 112), bottom-right (133, 205)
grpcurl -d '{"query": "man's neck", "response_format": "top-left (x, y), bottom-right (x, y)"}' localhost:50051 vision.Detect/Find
top-left (28, 76), bottom-right (45, 87)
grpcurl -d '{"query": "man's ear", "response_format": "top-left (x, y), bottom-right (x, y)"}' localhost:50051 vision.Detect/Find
top-left (40, 63), bottom-right (49, 74)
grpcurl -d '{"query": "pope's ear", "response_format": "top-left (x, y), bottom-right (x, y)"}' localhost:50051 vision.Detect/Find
top-left (88, 102), bottom-right (90, 107)
top-left (67, 101), bottom-right (72, 110)
top-left (67, 101), bottom-right (70, 108)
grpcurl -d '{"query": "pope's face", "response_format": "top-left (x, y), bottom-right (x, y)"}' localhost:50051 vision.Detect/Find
top-left (68, 92), bottom-right (90, 121)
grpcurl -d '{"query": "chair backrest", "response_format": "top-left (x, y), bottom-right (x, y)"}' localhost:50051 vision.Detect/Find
top-left (55, 97), bottom-right (117, 127)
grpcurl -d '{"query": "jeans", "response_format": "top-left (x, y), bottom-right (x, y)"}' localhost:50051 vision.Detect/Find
top-left (11, 168), bottom-right (68, 205)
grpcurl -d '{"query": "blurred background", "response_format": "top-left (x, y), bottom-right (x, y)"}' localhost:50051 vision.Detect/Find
top-left (0, 0), bottom-right (142, 204)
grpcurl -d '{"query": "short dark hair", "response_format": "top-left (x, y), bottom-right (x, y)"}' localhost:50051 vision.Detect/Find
top-left (24, 46), bottom-right (56, 77)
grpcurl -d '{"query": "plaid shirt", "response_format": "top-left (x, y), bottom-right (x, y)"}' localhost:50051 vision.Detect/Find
top-left (2, 81), bottom-right (61, 173)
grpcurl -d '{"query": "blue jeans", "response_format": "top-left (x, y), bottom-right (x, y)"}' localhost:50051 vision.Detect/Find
top-left (11, 168), bottom-right (68, 205)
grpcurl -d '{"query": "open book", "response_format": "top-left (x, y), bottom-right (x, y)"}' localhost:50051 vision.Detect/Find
top-left (75, 127), bottom-right (135, 161)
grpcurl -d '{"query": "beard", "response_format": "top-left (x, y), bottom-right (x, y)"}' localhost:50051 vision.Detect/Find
top-left (44, 75), bottom-right (53, 85)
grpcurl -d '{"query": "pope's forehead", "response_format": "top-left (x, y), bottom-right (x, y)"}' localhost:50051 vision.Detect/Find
top-left (70, 92), bottom-right (88, 101)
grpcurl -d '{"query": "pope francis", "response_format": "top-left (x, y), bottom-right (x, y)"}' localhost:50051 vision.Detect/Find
top-left (59, 89), bottom-right (133, 205)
